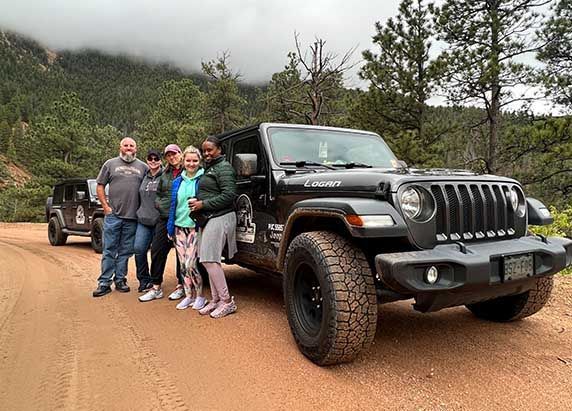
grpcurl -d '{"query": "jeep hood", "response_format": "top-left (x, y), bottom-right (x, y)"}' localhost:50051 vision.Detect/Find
top-left (278, 168), bottom-right (520, 195)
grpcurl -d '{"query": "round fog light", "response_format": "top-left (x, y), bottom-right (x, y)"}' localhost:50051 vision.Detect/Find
top-left (425, 266), bottom-right (439, 284)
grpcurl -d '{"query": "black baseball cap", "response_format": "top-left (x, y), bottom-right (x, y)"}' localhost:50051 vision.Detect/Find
top-left (146, 149), bottom-right (161, 159)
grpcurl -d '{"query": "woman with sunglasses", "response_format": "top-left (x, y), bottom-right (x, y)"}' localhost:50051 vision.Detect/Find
top-left (139, 144), bottom-right (185, 302)
top-left (133, 149), bottom-right (164, 292)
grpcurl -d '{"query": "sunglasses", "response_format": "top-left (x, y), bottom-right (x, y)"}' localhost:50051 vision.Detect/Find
top-left (147, 156), bottom-right (160, 162)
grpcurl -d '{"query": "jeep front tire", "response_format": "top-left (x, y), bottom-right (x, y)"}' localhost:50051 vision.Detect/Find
top-left (466, 276), bottom-right (554, 322)
top-left (283, 231), bottom-right (377, 365)
top-left (91, 218), bottom-right (104, 254)
top-left (48, 216), bottom-right (67, 246)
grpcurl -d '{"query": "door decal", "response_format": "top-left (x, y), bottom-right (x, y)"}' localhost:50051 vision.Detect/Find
top-left (236, 194), bottom-right (256, 243)
top-left (76, 205), bottom-right (86, 225)
top-left (267, 224), bottom-right (284, 249)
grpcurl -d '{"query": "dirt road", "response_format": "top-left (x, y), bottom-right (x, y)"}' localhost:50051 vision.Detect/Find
top-left (0, 223), bottom-right (571, 411)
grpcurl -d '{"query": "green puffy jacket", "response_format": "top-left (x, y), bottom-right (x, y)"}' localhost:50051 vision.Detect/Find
top-left (155, 165), bottom-right (182, 219)
top-left (198, 155), bottom-right (237, 216)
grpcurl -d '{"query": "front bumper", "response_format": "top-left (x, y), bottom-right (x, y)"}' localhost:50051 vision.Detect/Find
top-left (375, 236), bottom-right (572, 312)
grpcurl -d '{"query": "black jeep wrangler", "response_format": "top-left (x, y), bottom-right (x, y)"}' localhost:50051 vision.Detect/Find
top-left (46, 178), bottom-right (105, 253)
top-left (220, 123), bottom-right (572, 366)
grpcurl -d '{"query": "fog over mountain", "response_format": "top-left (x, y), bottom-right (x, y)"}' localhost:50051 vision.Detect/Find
top-left (0, 0), bottom-right (400, 85)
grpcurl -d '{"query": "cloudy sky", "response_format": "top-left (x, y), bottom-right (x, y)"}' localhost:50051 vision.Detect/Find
top-left (0, 0), bottom-right (401, 86)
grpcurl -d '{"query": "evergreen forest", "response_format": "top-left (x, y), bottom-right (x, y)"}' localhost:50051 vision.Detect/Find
top-left (0, 0), bottom-right (571, 238)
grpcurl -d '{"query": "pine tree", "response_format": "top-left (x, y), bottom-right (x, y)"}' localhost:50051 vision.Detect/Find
top-left (202, 52), bottom-right (246, 134)
top-left (357, 0), bottom-right (439, 166)
top-left (263, 35), bottom-right (354, 127)
top-left (433, 0), bottom-right (546, 173)
top-left (140, 78), bottom-right (207, 150)
top-left (538, 0), bottom-right (572, 110)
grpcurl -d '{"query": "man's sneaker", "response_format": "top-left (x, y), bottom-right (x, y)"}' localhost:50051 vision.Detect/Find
top-left (176, 296), bottom-right (195, 310)
top-left (115, 280), bottom-right (130, 293)
top-left (168, 286), bottom-right (185, 300)
top-left (92, 284), bottom-right (112, 298)
top-left (198, 300), bottom-right (219, 315)
top-left (210, 297), bottom-right (237, 319)
top-left (192, 296), bottom-right (207, 310)
top-left (137, 282), bottom-right (153, 293)
top-left (138, 288), bottom-right (164, 302)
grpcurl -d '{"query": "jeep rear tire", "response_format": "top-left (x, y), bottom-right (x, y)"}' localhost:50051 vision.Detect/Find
top-left (91, 218), bottom-right (104, 254)
top-left (466, 276), bottom-right (554, 322)
top-left (284, 231), bottom-right (377, 365)
top-left (48, 216), bottom-right (67, 246)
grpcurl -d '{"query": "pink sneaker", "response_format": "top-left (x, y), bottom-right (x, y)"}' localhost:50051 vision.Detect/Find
top-left (198, 300), bottom-right (219, 315)
top-left (210, 297), bottom-right (237, 319)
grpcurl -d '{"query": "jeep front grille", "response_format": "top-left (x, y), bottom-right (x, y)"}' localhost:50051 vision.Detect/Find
top-left (430, 183), bottom-right (518, 243)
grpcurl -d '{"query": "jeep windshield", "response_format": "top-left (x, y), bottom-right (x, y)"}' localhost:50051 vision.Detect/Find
top-left (267, 127), bottom-right (398, 168)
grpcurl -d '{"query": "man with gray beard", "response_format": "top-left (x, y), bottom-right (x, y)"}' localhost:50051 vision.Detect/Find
top-left (93, 137), bottom-right (148, 297)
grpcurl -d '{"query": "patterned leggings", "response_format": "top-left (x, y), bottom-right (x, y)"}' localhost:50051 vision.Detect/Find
top-left (174, 227), bottom-right (202, 298)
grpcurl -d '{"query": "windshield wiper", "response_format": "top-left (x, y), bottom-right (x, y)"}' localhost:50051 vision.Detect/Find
top-left (279, 161), bottom-right (336, 170)
top-left (330, 162), bottom-right (372, 169)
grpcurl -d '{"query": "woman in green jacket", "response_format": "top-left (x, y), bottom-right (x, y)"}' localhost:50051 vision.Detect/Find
top-left (189, 136), bottom-right (238, 318)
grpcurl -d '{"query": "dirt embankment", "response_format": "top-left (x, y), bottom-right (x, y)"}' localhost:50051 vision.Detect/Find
top-left (0, 154), bottom-right (31, 188)
top-left (0, 223), bottom-right (571, 410)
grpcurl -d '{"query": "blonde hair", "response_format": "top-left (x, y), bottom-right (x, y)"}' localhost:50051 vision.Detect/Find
top-left (183, 145), bottom-right (202, 162)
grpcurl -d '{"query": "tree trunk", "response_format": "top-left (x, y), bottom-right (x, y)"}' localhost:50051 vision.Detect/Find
top-left (488, 0), bottom-right (501, 174)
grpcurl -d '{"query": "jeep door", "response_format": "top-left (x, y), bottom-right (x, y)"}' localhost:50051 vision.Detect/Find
top-left (69, 182), bottom-right (90, 231)
top-left (228, 133), bottom-right (278, 269)
top-left (62, 184), bottom-right (76, 229)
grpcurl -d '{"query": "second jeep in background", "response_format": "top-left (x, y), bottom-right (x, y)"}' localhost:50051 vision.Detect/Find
top-left (46, 178), bottom-right (105, 253)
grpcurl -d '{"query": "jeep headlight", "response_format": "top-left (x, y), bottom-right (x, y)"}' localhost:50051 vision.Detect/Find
top-left (400, 186), bottom-right (435, 222)
top-left (510, 187), bottom-right (519, 211)
top-left (400, 187), bottom-right (422, 220)
top-left (510, 186), bottom-right (526, 217)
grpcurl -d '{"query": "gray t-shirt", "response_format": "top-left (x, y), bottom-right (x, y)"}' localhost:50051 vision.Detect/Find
top-left (96, 156), bottom-right (148, 220)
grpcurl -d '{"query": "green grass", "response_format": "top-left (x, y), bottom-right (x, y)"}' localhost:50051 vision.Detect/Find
top-left (528, 206), bottom-right (571, 276)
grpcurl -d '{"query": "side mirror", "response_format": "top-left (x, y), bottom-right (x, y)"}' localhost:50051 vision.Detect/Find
top-left (76, 191), bottom-right (86, 201)
top-left (234, 153), bottom-right (258, 178)
top-left (527, 198), bottom-right (553, 226)
top-left (397, 160), bottom-right (408, 169)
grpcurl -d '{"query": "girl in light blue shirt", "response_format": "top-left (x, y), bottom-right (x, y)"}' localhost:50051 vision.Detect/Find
top-left (167, 146), bottom-right (205, 310)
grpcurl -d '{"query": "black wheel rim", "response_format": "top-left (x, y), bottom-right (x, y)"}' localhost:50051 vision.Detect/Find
top-left (293, 262), bottom-right (323, 337)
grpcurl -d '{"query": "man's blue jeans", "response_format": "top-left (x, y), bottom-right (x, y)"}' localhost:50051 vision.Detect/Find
top-left (133, 222), bottom-right (154, 287)
top-left (98, 214), bottom-right (137, 286)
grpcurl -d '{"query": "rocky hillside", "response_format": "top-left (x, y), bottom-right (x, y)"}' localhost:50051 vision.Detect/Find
top-left (0, 154), bottom-right (31, 188)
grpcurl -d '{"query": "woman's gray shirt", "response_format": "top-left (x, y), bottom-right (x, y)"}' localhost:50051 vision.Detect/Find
top-left (136, 167), bottom-right (164, 226)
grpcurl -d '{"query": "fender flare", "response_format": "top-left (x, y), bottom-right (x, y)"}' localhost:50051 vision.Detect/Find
top-left (276, 197), bottom-right (408, 270)
top-left (49, 209), bottom-right (67, 228)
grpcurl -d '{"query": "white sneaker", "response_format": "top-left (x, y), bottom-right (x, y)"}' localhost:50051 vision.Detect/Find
top-left (168, 287), bottom-right (185, 300)
top-left (210, 297), bottom-right (237, 318)
top-left (176, 296), bottom-right (195, 310)
top-left (138, 288), bottom-right (163, 302)
top-left (192, 296), bottom-right (207, 310)
top-left (198, 300), bottom-right (219, 315)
